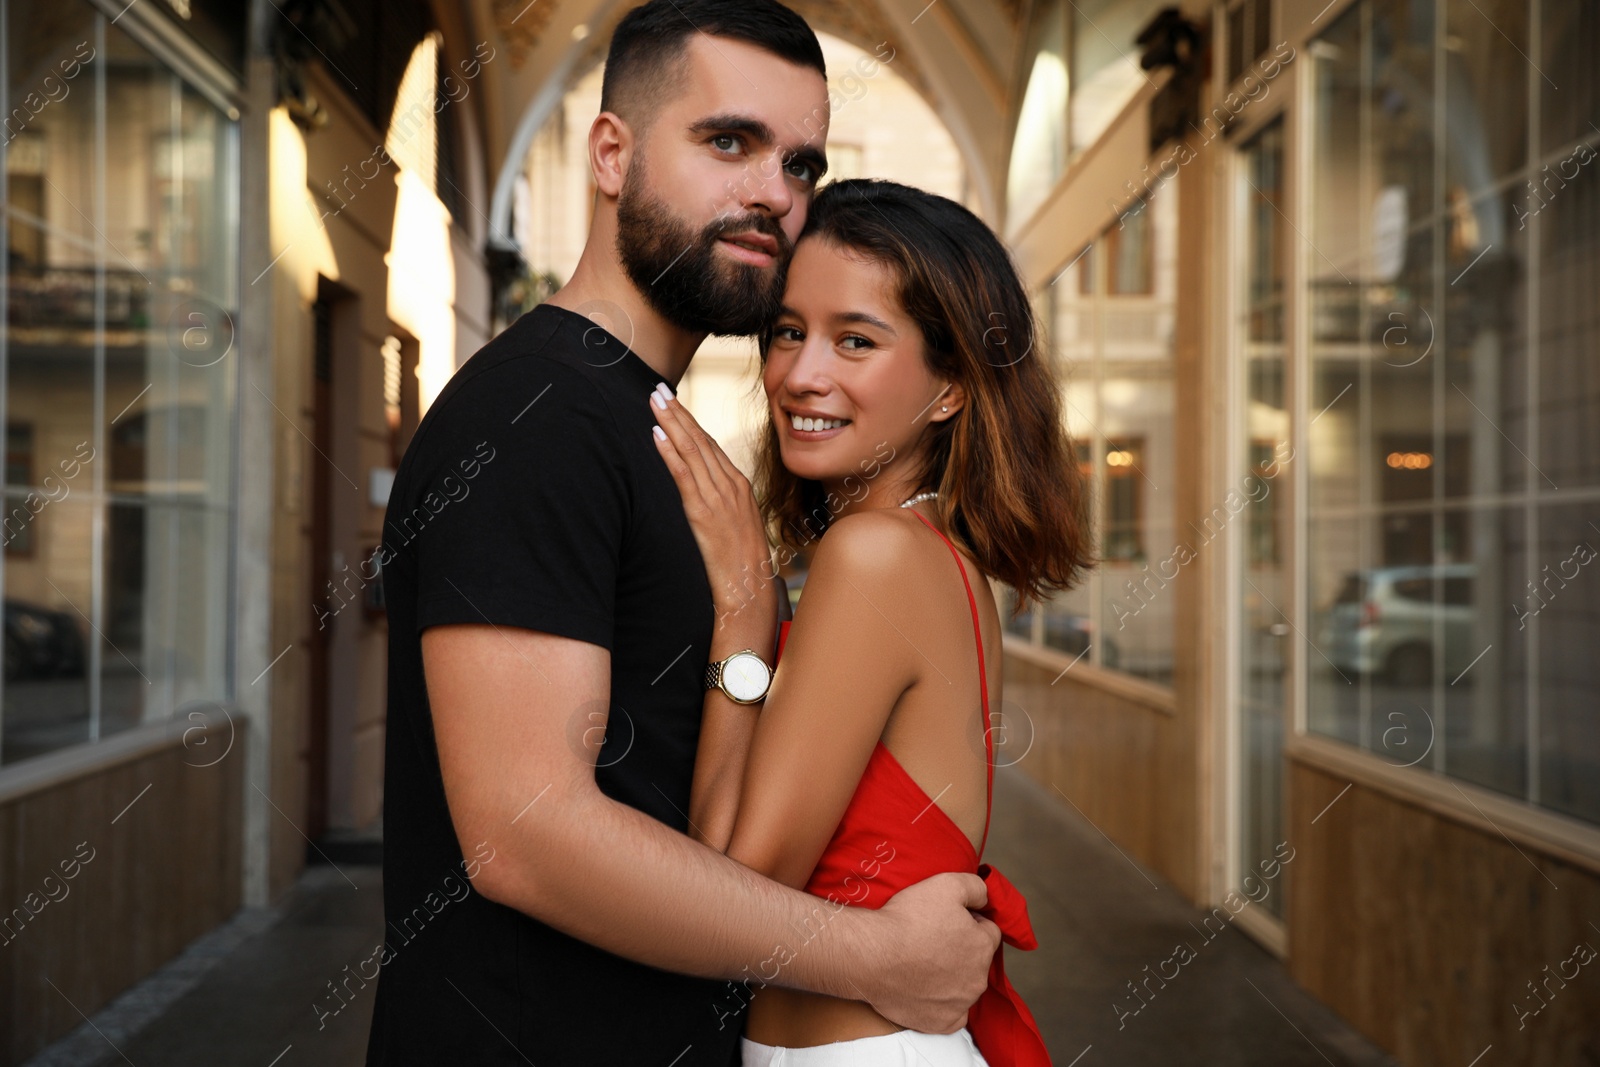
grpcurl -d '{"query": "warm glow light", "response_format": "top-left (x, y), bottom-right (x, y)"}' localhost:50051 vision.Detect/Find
top-left (1385, 451), bottom-right (1433, 469)
top-left (268, 106), bottom-right (339, 297)
top-left (386, 38), bottom-right (457, 414)
top-left (387, 32), bottom-right (440, 192)
top-left (1006, 48), bottom-right (1069, 231)
top-left (387, 169), bottom-right (456, 414)
top-left (1107, 450), bottom-right (1134, 467)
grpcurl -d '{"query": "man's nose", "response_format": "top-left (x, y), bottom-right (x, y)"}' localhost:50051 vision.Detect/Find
top-left (742, 150), bottom-right (795, 219)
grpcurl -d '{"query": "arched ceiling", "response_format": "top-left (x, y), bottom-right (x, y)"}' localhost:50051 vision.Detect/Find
top-left (460, 0), bottom-right (1033, 249)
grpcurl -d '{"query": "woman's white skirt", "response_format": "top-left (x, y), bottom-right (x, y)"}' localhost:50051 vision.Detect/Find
top-left (740, 1027), bottom-right (990, 1066)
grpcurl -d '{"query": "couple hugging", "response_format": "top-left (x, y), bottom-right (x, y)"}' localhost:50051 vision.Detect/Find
top-left (366, 1), bottom-right (1090, 1064)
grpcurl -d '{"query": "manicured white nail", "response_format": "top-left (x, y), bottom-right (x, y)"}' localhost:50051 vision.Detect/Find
top-left (652, 425), bottom-right (667, 442)
top-left (656, 381), bottom-right (675, 401)
top-left (651, 391), bottom-right (666, 411)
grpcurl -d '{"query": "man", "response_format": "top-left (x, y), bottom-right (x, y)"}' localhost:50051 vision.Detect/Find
top-left (364, 2), bottom-right (1000, 1063)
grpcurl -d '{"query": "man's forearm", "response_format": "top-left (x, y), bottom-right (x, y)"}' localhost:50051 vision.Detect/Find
top-left (476, 778), bottom-right (870, 1002)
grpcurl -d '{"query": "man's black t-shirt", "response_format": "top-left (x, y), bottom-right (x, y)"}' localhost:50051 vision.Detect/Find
top-left (365, 304), bottom-right (741, 1066)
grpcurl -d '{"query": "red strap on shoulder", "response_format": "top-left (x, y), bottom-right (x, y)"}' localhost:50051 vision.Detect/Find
top-left (907, 510), bottom-right (994, 857)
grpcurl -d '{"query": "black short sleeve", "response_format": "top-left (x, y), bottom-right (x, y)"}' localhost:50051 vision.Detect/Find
top-left (372, 305), bottom-right (736, 1066)
top-left (398, 361), bottom-right (631, 651)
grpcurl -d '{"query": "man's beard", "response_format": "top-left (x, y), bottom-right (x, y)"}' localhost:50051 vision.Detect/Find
top-left (615, 159), bottom-right (791, 337)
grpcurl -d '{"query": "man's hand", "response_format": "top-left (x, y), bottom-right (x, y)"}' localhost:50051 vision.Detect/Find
top-left (850, 872), bottom-right (1001, 1033)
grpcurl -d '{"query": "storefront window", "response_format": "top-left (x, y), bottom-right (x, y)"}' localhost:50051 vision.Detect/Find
top-left (1306, 0), bottom-right (1598, 825)
top-left (1020, 183), bottom-right (1177, 686)
top-left (1236, 120), bottom-right (1288, 918)
top-left (1, 1), bottom-right (238, 765)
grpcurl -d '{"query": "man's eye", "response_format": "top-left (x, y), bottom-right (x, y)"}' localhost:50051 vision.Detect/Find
top-left (784, 158), bottom-right (816, 182)
top-left (711, 134), bottom-right (740, 153)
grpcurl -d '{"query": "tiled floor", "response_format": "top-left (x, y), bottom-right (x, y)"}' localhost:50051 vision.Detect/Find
top-left (26, 768), bottom-right (1400, 1066)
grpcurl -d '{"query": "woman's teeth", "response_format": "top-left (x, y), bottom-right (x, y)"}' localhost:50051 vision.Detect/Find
top-left (791, 415), bottom-right (850, 432)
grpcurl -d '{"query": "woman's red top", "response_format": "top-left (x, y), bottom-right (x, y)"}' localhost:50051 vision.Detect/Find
top-left (772, 509), bottom-right (1052, 1066)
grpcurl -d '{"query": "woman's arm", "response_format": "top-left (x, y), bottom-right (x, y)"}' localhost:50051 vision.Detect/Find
top-left (688, 589), bottom-right (779, 849)
top-left (643, 387), bottom-right (787, 848)
top-left (719, 512), bottom-right (923, 888)
top-left (688, 576), bottom-right (790, 848)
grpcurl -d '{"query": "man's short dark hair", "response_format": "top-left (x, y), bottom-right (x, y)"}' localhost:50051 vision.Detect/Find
top-left (601, 0), bottom-right (826, 133)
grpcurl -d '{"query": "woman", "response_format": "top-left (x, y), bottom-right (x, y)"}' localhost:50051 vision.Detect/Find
top-left (648, 179), bottom-right (1092, 1066)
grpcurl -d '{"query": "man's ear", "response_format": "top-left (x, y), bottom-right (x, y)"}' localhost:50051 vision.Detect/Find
top-left (589, 112), bottom-right (632, 199)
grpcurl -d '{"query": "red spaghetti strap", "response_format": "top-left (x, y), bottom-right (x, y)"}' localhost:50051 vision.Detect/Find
top-left (908, 510), bottom-right (994, 858)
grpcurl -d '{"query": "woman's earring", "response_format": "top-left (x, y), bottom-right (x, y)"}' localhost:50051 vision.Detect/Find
top-left (941, 406), bottom-right (949, 412)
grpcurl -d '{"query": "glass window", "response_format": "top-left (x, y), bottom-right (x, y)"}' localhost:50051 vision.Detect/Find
top-left (1306, 0), bottom-right (1598, 826)
top-left (1236, 120), bottom-right (1288, 918)
top-left (1023, 182), bottom-right (1177, 687)
top-left (1, 1), bottom-right (237, 765)
top-left (1007, 0), bottom-right (1069, 231)
top-left (1224, 0), bottom-right (1273, 86)
top-left (1105, 201), bottom-right (1154, 295)
top-left (1069, 0), bottom-right (1167, 155)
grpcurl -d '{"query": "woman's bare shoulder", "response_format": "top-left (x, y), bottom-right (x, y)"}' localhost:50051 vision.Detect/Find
top-left (810, 509), bottom-right (930, 580)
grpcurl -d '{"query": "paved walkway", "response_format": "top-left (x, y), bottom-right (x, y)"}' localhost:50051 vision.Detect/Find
top-left (26, 768), bottom-right (1399, 1066)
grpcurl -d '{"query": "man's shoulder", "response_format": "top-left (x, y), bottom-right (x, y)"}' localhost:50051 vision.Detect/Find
top-left (432, 307), bottom-right (610, 421)
top-left (402, 310), bottom-right (625, 466)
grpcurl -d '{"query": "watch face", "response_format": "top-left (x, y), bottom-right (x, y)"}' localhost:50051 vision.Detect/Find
top-left (723, 652), bottom-right (771, 702)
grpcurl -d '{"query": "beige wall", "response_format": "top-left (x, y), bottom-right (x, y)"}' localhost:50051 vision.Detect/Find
top-left (260, 51), bottom-right (491, 895)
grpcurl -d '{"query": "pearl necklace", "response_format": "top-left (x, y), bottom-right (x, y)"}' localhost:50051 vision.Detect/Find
top-left (899, 491), bottom-right (940, 509)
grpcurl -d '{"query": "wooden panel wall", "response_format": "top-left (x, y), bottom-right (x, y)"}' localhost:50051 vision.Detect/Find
top-left (1288, 760), bottom-right (1600, 1066)
top-left (1003, 655), bottom-right (1201, 901)
top-left (0, 730), bottom-right (243, 1067)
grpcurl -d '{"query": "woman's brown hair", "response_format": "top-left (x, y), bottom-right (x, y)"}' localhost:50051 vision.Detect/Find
top-left (753, 178), bottom-right (1094, 615)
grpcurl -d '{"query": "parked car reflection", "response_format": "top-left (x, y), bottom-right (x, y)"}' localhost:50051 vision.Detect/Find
top-left (1317, 564), bottom-right (1475, 687)
top-left (4, 598), bottom-right (88, 681)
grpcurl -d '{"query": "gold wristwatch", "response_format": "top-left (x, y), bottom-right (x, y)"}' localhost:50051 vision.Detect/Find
top-left (705, 649), bottom-right (773, 705)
